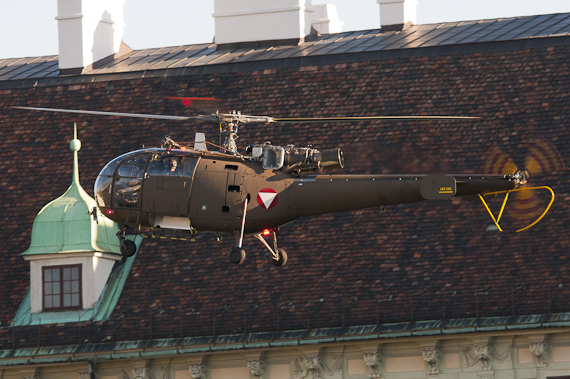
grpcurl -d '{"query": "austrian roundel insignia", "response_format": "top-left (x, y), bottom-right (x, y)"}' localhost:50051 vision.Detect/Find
top-left (257, 188), bottom-right (278, 209)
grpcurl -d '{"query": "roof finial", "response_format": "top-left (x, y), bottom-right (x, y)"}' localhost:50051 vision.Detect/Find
top-left (70, 122), bottom-right (81, 184)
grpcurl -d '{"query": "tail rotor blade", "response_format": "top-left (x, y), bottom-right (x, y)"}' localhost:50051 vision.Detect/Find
top-left (506, 188), bottom-right (546, 221)
top-left (524, 137), bottom-right (564, 177)
top-left (482, 146), bottom-right (518, 175)
top-left (478, 138), bottom-right (559, 233)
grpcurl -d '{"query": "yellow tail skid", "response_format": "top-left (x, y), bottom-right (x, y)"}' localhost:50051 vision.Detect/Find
top-left (478, 186), bottom-right (555, 233)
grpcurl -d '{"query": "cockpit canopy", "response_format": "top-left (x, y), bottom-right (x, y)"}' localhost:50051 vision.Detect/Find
top-left (94, 149), bottom-right (199, 211)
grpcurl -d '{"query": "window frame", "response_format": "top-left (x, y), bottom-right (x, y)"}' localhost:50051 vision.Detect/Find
top-left (42, 264), bottom-right (83, 311)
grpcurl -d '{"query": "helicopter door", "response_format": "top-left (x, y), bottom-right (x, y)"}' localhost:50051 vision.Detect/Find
top-left (141, 154), bottom-right (198, 217)
top-left (225, 169), bottom-right (245, 216)
top-left (187, 161), bottom-right (246, 231)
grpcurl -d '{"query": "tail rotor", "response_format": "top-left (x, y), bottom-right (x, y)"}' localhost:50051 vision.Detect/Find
top-left (480, 136), bottom-right (563, 232)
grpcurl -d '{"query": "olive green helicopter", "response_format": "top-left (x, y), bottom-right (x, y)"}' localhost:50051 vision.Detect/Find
top-left (13, 100), bottom-right (561, 266)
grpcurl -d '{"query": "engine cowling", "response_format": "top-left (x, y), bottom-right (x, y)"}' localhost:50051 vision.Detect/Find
top-left (256, 145), bottom-right (344, 173)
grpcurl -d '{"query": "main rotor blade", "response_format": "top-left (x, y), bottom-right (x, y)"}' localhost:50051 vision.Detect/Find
top-left (11, 106), bottom-right (212, 121)
top-left (13, 106), bottom-right (480, 124)
top-left (270, 116), bottom-right (480, 123)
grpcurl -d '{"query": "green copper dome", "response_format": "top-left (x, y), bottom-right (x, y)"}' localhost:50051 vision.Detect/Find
top-left (22, 125), bottom-right (121, 256)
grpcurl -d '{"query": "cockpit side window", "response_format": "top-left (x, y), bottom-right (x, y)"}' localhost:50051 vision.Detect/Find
top-left (118, 164), bottom-right (145, 178)
top-left (99, 150), bottom-right (142, 176)
top-left (113, 154), bottom-right (149, 208)
top-left (148, 155), bottom-right (177, 176)
top-left (113, 178), bottom-right (142, 208)
top-left (148, 154), bottom-right (199, 178)
top-left (182, 157), bottom-right (199, 177)
top-left (99, 158), bottom-right (121, 177)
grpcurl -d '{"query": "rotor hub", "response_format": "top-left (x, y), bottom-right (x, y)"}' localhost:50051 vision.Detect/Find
top-left (510, 169), bottom-right (529, 186)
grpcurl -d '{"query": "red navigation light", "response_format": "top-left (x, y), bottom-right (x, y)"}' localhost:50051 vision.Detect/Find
top-left (106, 209), bottom-right (116, 216)
top-left (262, 229), bottom-right (272, 237)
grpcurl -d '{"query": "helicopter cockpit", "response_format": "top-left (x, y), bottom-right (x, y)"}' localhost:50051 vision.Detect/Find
top-left (94, 149), bottom-right (200, 226)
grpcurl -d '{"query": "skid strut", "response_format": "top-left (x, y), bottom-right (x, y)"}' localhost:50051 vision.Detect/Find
top-left (227, 195), bottom-right (287, 266)
top-left (116, 225), bottom-right (137, 257)
top-left (228, 197), bottom-right (249, 264)
top-left (254, 231), bottom-right (288, 267)
top-left (238, 196), bottom-right (248, 248)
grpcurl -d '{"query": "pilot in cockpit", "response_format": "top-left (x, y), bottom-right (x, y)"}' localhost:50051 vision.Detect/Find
top-left (148, 155), bottom-right (180, 176)
top-left (167, 157), bottom-right (180, 175)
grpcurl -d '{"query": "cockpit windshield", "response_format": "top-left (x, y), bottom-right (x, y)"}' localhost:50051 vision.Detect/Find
top-left (94, 150), bottom-right (150, 209)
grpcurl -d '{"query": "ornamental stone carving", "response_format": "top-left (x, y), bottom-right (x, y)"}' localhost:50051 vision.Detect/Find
top-left (530, 342), bottom-right (548, 368)
top-left (363, 352), bottom-right (382, 379)
top-left (133, 367), bottom-right (146, 379)
top-left (189, 364), bottom-right (207, 379)
top-left (475, 345), bottom-right (492, 370)
top-left (294, 352), bottom-right (341, 379)
top-left (305, 356), bottom-right (323, 379)
top-left (247, 360), bottom-right (265, 378)
top-left (464, 343), bottom-right (510, 373)
top-left (423, 348), bottom-right (441, 375)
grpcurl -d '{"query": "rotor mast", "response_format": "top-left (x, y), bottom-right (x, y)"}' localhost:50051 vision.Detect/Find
top-left (220, 113), bottom-right (239, 153)
top-left (217, 112), bottom-right (274, 154)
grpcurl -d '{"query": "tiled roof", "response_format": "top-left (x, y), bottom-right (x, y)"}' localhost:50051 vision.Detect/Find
top-left (1, 12), bottom-right (570, 82)
top-left (0, 12), bottom-right (569, 349)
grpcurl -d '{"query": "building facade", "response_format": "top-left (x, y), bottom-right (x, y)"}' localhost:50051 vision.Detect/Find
top-left (1, 5), bottom-right (570, 379)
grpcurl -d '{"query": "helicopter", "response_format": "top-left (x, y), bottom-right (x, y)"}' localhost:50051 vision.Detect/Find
top-left (13, 102), bottom-right (561, 266)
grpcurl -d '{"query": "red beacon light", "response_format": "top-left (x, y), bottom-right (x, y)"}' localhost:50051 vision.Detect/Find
top-left (106, 209), bottom-right (116, 216)
top-left (262, 229), bottom-right (272, 237)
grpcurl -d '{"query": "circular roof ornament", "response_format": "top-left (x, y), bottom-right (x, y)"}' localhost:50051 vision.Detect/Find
top-left (70, 122), bottom-right (81, 152)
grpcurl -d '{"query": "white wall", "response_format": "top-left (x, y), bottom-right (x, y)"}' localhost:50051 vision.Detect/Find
top-left (26, 252), bottom-right (120, 313)
top-left (214, 0), bottom-right (313, 44)
top-left (57, 0), bottom-right (125, 70)
top-left (377, 0), bottom-right (417, 27)
top-left (311, 4), bottom-right (343, 34)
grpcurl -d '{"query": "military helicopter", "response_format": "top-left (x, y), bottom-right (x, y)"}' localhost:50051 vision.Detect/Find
top-left (13, 102), bottom-right (561, 266)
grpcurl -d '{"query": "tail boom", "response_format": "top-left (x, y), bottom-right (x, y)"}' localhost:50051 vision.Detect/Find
top-left (293, 174), bottom-right (518, 217)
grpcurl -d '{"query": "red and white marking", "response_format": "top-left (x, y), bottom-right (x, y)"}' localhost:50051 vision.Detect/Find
top-left (257, 188), bottom-right (278, 209)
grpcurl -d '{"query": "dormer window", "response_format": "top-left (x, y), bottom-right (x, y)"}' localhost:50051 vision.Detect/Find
top-left (43, 264), bottom-right (82, 311)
